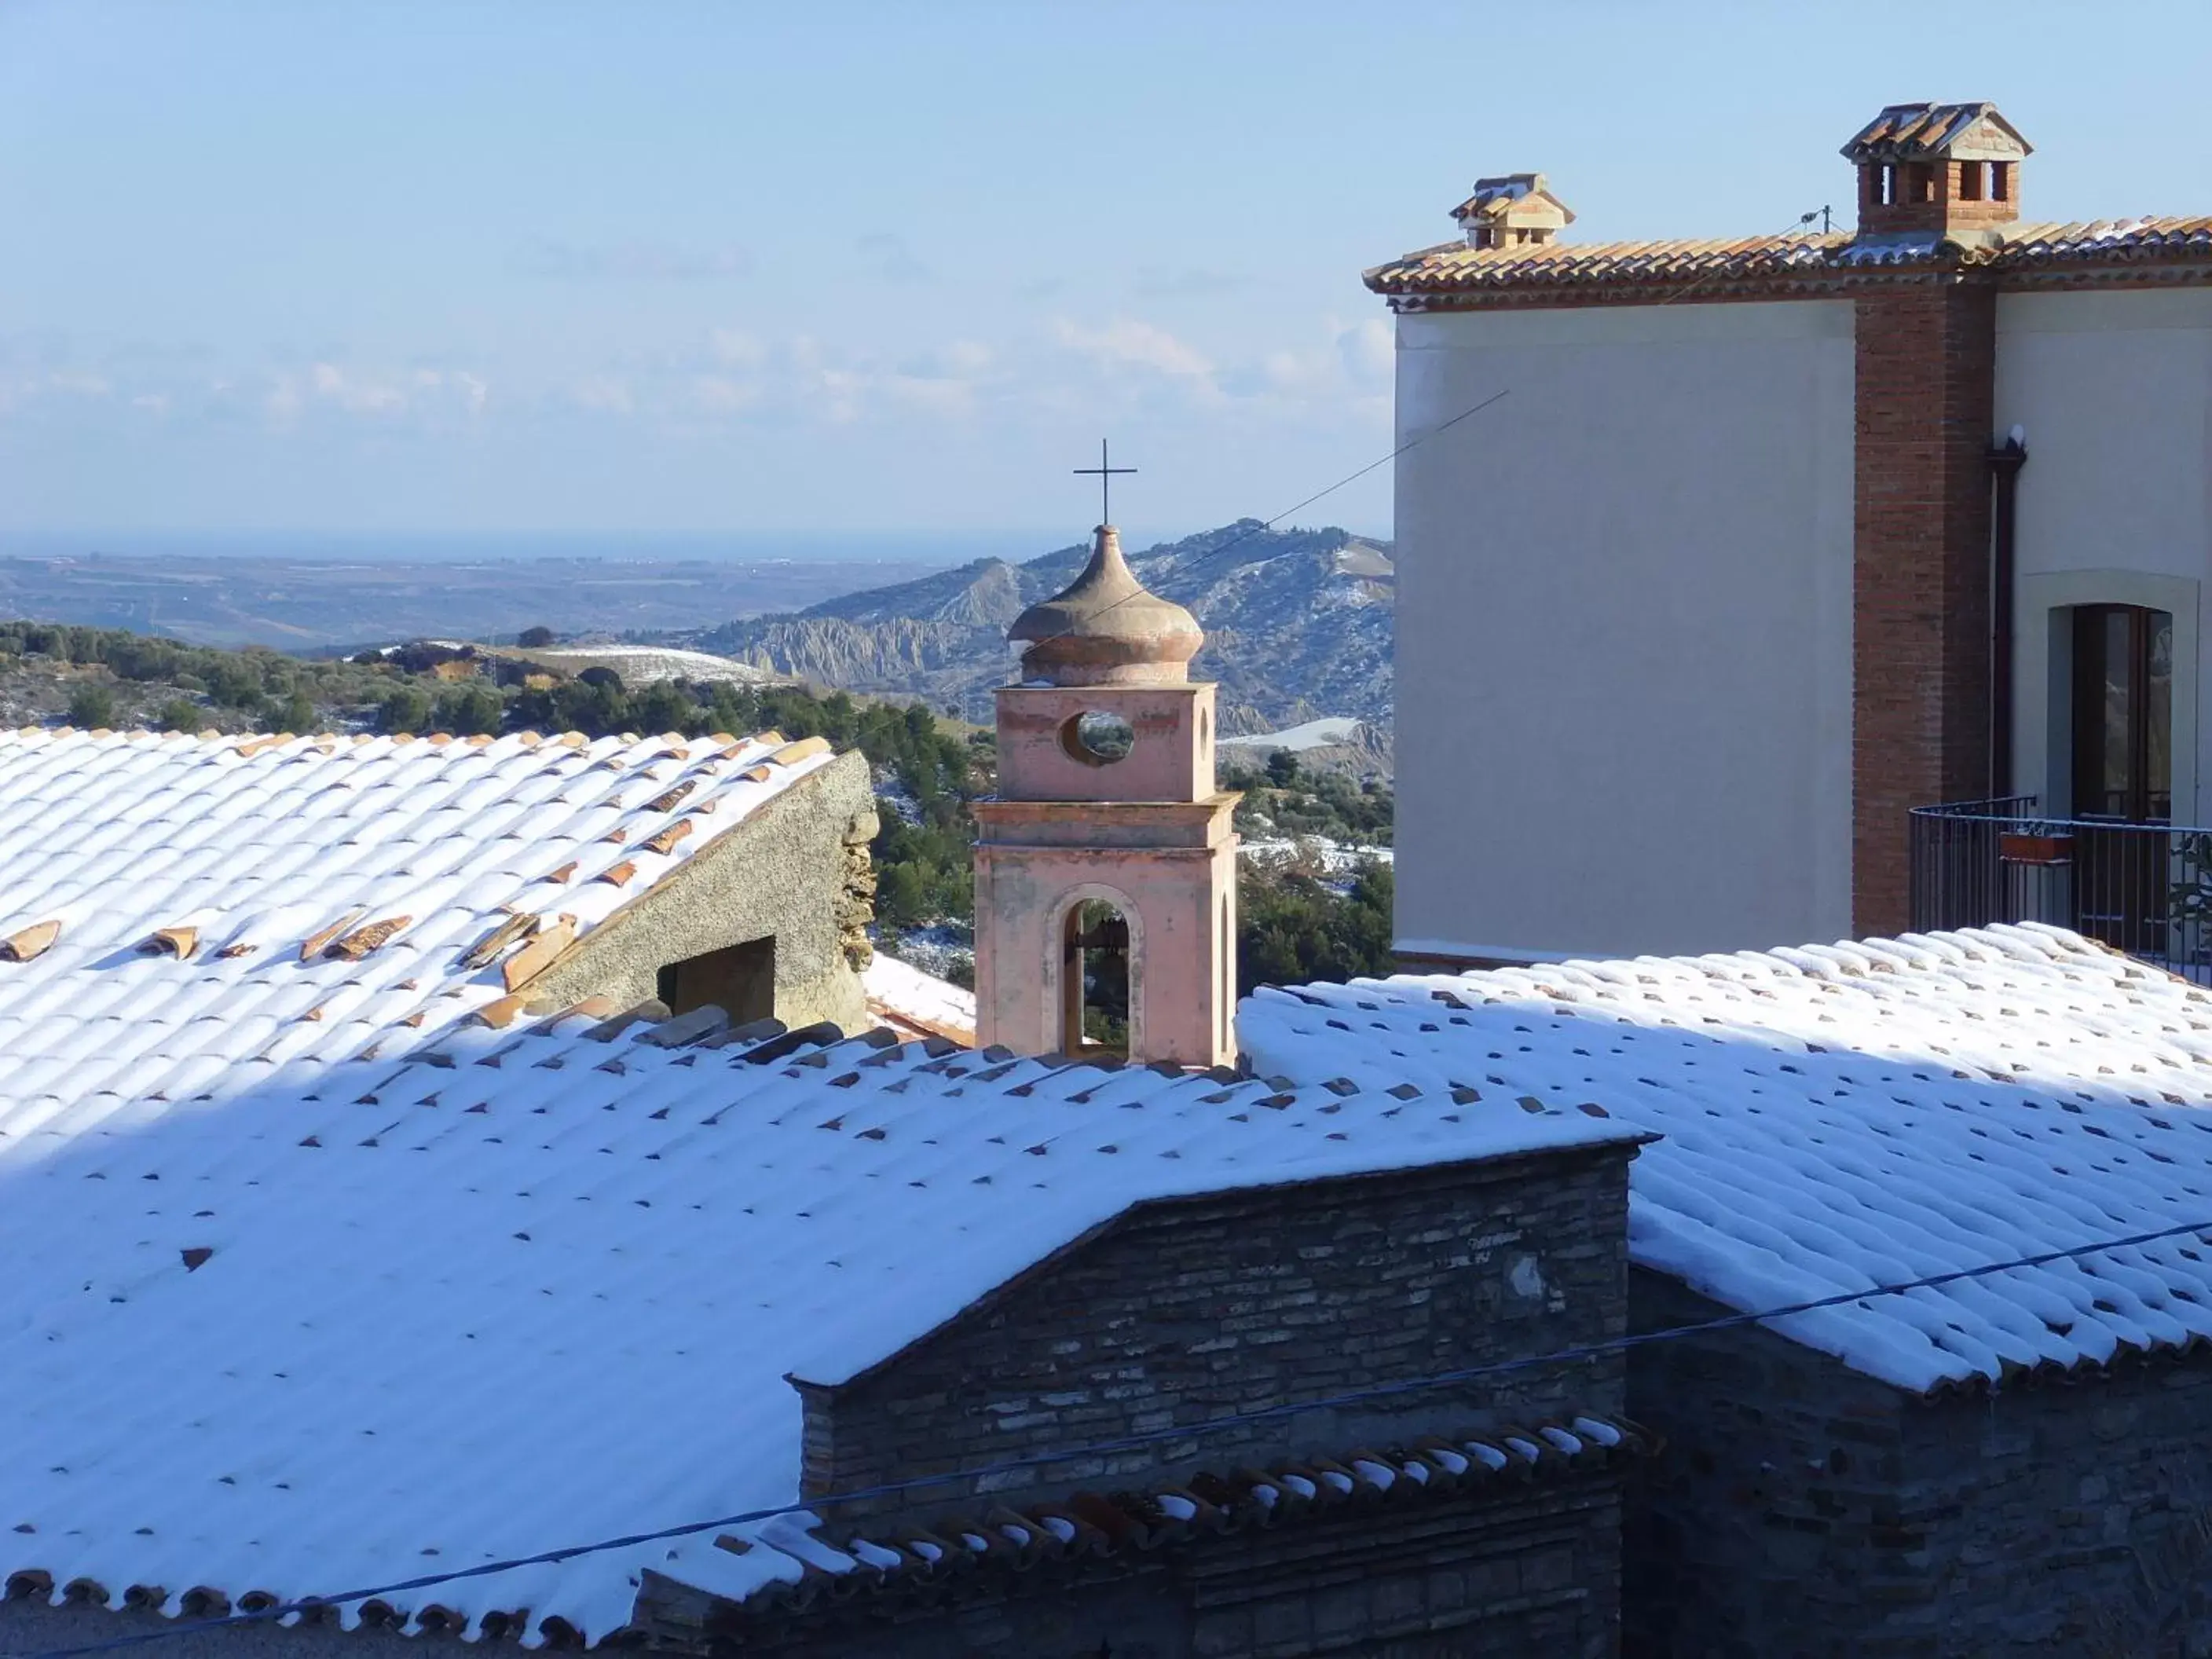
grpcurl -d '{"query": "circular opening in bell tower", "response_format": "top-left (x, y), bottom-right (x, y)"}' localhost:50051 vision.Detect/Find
top-left (1060, 710), bottom-right (1136, 767)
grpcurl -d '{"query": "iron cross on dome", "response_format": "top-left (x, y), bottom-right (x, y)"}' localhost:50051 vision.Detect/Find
top-left (1072, 439), bottom-right (1137, 526)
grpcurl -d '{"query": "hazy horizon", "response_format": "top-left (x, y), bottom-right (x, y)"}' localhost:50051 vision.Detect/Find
top-left (0, 520), bottom-right (1381, 566)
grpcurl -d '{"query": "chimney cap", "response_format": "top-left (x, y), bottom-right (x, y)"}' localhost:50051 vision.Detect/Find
top-left (1452, 172), bottom-right (1576, 229)
top-left (1841, 101), bottom-right (2031, 164)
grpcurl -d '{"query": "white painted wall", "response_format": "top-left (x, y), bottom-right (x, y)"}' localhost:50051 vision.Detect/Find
top-left (1995, 288), bottom-right (2212, 825)
top-left (1393, 300), bottom-right (1855, 961)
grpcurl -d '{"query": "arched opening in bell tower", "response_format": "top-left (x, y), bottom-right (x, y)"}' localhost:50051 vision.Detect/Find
top-left (1060, 898), bottom-right (1132, 1057)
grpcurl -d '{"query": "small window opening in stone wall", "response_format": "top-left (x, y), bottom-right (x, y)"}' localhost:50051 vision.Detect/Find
top-left (1906, 163), bottom-right (1935, 204)
top-left (1061, 901), bottom-right (1130, 1057)
top-left (1060, 710), bottom-right (1135, 767)
top-left (1877, 163), bottom-right (1896, 206)
top-left (1957, 160), bottom-right (1983, 202)
top-left (657, 935), bottom-right (775, 1023)
top-left (1990, 161), bottom-right (2010, 202)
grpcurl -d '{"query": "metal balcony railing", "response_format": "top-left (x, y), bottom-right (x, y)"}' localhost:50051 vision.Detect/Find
top-left (1910, 797), bottom-right (2212, 984)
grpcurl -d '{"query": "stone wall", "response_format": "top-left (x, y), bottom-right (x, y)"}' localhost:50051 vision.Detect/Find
top-left (1624, 1268), bottom-right (2212, 1657)
top-left (753, 1145), bottom-right (1635, 1657)
top-left (529, 749), bottom-right (875, 1031)
top-left (798, 1147), bottom-right (1633, 1522)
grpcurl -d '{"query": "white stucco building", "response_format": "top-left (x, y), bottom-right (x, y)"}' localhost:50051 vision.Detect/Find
top-left (1368, 109), bottom-right (2212, 967)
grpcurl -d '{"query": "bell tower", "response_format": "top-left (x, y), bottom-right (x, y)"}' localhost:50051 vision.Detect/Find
top-left (973, 469), bottom-right (1240, 1068)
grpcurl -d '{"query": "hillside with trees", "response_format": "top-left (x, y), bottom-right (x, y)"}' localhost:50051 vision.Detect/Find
top-left (689, 519), bottom-right (1393, 740)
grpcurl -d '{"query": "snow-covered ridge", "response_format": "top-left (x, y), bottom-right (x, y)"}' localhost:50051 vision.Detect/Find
top-left (510, 644), bottom-right (777, 686)
top-left (1243, 922), bottom-right (2212, 1394)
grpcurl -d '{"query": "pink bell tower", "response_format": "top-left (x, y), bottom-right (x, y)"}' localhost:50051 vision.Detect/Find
top-left (973, 478), bottom-right (1240, 1068)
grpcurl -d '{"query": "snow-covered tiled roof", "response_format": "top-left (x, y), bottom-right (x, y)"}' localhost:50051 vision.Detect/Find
top-left (1240, 923), bottom-right (2212, 1395)
top-left (0, 1007), bottom-right (1638, 1645)
top-left (0, 725), bottom-right (840, 1125)
top-left (861, 950), bottom-right (976, 1044)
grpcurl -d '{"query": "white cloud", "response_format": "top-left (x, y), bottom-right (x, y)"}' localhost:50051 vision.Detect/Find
top-left (1337, 317), bottom-right (1393, 386)
top-left (689, 375), bottom-right (760, 416)
top-left (1214, 318), bottom-right (1393, 414)
top-left (251, 361), bottom-right (487, 430)
top-left (571, 375), bottom-right (634, 415)
top-left (310, 362), bottom-right (405, 415)
top-left (1052, 317), bottom-right (1214, 379)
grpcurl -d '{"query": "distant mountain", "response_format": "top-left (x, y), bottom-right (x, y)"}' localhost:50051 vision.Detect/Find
top-left (687, 521), bottom-right (1393, 734)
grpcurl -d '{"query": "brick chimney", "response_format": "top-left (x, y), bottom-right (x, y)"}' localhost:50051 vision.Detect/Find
top-left (1842, 101), bottom-right (2031, 244)
top-left (1452, 174), bottom-right (1574, 251)
top-left (1843, 101), bottom-right (2031, 934)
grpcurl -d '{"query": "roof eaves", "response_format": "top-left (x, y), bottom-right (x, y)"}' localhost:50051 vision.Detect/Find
top-left (686, 1412), bottom-right (1652, 1626)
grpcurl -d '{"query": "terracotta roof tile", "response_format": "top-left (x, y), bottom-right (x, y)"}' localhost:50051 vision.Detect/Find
top-left (0, 727), bottom-right (844, 1122)
top-left (1365, 216), bottom-right (2212, 301)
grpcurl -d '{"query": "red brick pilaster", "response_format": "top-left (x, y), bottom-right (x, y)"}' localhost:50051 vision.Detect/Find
top-left (1851, 277), bottom-right (1997, 936)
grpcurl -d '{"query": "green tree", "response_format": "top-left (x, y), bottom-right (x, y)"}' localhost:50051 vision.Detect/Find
top-left (66, 680), bottom-right (116, 728)
top-left (874, 862), bottom-right (929, 932)
top-left (156, 697), bottom-right (202, 733)
top-left (278, 691), bottom-right (319, 734)
top-left (632, 680), bottom-right (698, 737)
top-left (378, 686), bottom-right (433, 734)
top-left (432, 682), bottom-right (504, 736)
top-left (1237, 859), bottom-right (1394, 997)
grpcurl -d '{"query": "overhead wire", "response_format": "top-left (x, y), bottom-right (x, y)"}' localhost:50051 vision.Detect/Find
top-left (965, 201), bottom-right (1835, 724)
top-left (13, 1209), bottom-right (2210, 1659)
top-left (16, 203), bottom-right (1884, 1659)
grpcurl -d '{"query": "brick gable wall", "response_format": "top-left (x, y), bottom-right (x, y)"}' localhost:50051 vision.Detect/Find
top-left (795, 1148), bottom-right (1632, 1522)
top-left (1851, 277), bottom-right (1998, 934)
top-left (760, 1145), bottom-right (1635, 1657)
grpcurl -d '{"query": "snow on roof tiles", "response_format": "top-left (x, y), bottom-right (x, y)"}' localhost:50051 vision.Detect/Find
top-left (861, 950), bottom-right (976, 1044)
top-left (0, 726), bottom-right (840, 1129)
top-left (0, 1003), bottom-right (1638, 1644)
top-left (720, 1411), bottom-right (1646, 1629)
top-left (1240, 922), bottom-right (2212, 1396)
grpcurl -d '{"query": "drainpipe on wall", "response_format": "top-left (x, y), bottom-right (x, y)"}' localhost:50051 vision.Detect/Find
top-left (1987, 430), bottom-right (2028, 797)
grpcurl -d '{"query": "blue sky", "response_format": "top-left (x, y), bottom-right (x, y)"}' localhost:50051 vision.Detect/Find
top-left (3, 0), bottom-right (2208, 546)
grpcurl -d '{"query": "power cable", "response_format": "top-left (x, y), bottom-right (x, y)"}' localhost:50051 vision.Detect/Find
top-left (959, 202), bottom-right (1833, 726)
top-left (13, 1208), bottom-right (2208, 1659)
top-left (14, 204), bottom-right (1862, 1657)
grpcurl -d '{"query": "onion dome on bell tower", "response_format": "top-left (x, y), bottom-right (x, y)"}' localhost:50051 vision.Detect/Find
top-left (1007, 523), bottom-right (1203, 687)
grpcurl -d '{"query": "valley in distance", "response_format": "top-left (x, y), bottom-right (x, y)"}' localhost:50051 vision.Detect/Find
top-left (0, 520), bottom-right (1395, 775)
